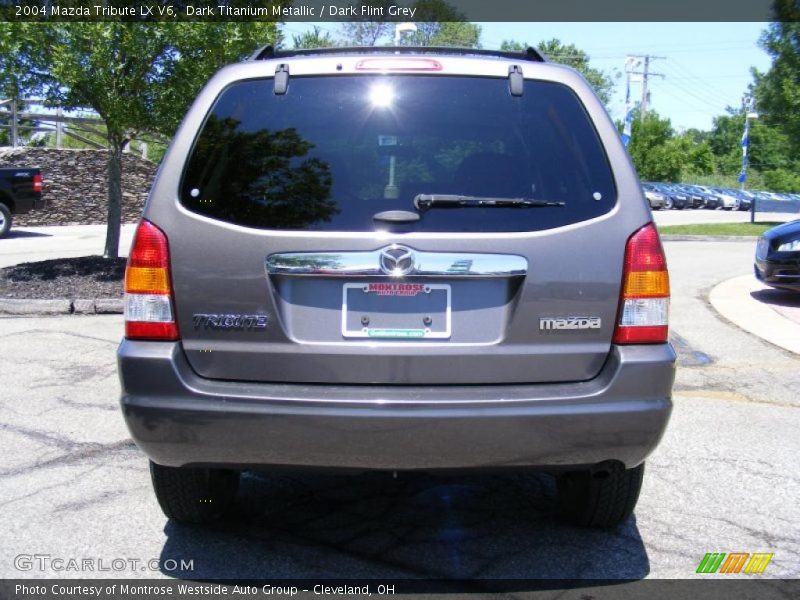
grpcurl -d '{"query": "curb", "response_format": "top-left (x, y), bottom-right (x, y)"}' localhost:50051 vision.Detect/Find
top-left (708, 275), bottom-right (800, 356)
top-left (0, 298), bottom-right (123, 316)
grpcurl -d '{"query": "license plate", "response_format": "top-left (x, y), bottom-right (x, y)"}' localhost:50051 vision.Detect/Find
top-left (342, 282), bottom-right (451, 339)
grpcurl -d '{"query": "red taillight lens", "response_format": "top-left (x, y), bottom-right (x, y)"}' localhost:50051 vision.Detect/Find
top-left (612, 223), bottom-right (670, 344)
top-left (124, 220), bottom-right (179, 341)
top-left (32, 173), bottom-right (42, 193)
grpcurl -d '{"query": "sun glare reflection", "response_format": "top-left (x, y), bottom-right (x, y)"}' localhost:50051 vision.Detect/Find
top-left (369, 84), bottom-right (395, 108)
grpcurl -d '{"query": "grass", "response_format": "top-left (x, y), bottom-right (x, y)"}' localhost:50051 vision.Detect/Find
top-left (658, 222), bottom-right (785, 237)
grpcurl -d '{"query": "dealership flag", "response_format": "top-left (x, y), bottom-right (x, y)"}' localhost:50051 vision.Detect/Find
top-left (621, 78), bottom-right (634, 146)
top-left (741, 120), bottom-right (750, 155)
top-left (739, 118), bottom-right (750, 183)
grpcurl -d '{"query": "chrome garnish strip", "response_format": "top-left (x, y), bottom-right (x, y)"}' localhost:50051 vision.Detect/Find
top-left (266, 248), bottom-right (527, 278)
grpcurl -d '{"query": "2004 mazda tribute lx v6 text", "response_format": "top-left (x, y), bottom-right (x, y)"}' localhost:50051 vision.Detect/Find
top-left (117, 46), bottom-right (675, 529)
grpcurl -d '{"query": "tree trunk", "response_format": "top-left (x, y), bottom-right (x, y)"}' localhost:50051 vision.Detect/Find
top-left (103, 140), bottom-right (124, 259)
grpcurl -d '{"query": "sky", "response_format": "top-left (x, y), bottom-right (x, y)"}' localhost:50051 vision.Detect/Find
top-left (282, 21), bottom-right (773, 132)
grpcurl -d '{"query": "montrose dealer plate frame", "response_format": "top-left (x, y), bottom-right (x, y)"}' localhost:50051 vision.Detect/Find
top-left (341, 282), bottom-right (452, 339)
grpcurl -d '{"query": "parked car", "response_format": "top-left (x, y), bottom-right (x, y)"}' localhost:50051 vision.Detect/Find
top-left (728, 189), bottom-right (752, 211)
top-left (711, 187), bottom-right (740, 211)
top-left (672, 184), bottom-right (704, 209)
top-left (642, 181), bottom-right (688, 209)
top-left (118, 46), bottom-right (676, 529)
top-left (683, 184), bottom-right (721, 210)
top-left (642, 183), bottom-right (668, 210)
top-left (751, 190), bottom-right (774, 205)
top-left (0, 167), bottom-right (44, 237)
top-left (763, 191), bottom-right (792, 202)
top-left (656, 183), bottom-right (691, 209)
top-left (755, 219), bottom-right (800, 292)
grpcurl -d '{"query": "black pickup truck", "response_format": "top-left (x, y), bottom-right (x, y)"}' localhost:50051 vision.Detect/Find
top-left (0, 167), bottom-right (44, 237)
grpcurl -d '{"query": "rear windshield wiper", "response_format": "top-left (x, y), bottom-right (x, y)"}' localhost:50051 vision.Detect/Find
top-left (414, 194), bottom-right (565, 211)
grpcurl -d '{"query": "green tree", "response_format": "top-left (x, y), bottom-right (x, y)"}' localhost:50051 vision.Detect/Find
top-left (399, 0), bottom-right (481, 48)
top-left (335, 0), bottom-right (480, 47)
top-left (762, 168), bottom-right (800, 192)
top-left (672, 133), bottom-right (716, 178)
top-left (0, 21), bottom-right (279, 258)
top-left (339, 1), bottom-right (393, 45)
top-left (500, 38), bottom-right (614, 104)
top-left (291, 26), bottom-right (339, 49)
top-left (752, 0), bottom-right (800, 155)
top-left (626, 110), bottom-right (687, 181)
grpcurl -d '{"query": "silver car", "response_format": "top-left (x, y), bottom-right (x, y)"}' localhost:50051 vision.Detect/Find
top-left (118, 47), bottom-right (675, 529)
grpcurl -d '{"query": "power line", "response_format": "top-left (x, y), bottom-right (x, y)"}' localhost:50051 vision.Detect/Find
top-left (661, 60), bottom-right (741, 108)
top-left (650, 78), bottom-right (729, 112)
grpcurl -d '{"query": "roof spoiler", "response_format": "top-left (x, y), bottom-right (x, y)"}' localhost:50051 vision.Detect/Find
top-left (250, 45), bottom-right (546, 63)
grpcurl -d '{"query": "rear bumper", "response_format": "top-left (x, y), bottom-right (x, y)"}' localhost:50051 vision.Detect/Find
top-left (118, 341), bottom-right (675, 471)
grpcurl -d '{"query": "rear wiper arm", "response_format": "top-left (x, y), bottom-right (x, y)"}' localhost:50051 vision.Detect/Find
top-left (414, 194), bottom-right (565, 211)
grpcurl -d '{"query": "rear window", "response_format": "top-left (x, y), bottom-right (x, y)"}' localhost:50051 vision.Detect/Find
top-left (180, 75), bottom-right (616, 232)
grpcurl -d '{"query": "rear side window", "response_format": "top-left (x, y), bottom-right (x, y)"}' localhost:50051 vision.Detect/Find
top-left (180, 75), bottom-right (616, 232)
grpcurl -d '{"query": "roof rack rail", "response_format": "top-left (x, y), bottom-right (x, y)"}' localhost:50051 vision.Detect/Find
top-left (250, 45), bottom-right (546, 63)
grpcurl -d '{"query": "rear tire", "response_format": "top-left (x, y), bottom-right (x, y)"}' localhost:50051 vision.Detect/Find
top-left (0, 204), bottom-right (12, 238)
top-left (149, 461), bottom-right (240, 524)
top-left (663, 198), bottom-right (673, 210)
top-left (557, 462), bottom-right (644, 529)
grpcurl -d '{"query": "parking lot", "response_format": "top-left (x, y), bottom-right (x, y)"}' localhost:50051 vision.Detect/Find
top-left (1, 214), bottom-right (799, 583)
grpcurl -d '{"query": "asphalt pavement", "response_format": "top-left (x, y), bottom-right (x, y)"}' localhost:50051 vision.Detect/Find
top-left (0, 224), bottom-right (136, 269)
top-left (1, 239), bottom-right (798, 584)
top-left (653, 207), bottom-right (798, 227)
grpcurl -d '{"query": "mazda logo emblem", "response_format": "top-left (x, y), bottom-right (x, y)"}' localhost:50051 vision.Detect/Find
top-left (379, 245), bottom-right (416, 276)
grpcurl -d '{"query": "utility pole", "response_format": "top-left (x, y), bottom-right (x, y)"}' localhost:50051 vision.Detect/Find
top-left (640, 56), bottom-right (652, 122)
top-left (628, 55), bottom-right (665, 123)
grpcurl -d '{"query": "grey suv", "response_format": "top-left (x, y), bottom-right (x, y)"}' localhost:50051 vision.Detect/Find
top-left (118, 47), bottom-right (675, 529)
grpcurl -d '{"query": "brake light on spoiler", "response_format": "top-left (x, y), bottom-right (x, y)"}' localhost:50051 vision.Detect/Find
top-left (355, 58), bottom-right (443, 71)
top-left (612, 223), bottom-right (670, 344)
top-left (124, 220), bottom-right (179, 340)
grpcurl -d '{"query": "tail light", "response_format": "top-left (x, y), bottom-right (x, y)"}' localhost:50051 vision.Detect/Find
top-left (32, 173), bottom-right (42, 193)
top-left (612, 222), bottom-right (670, 344)
top-left (124, 220), bottom-right (179, 340)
